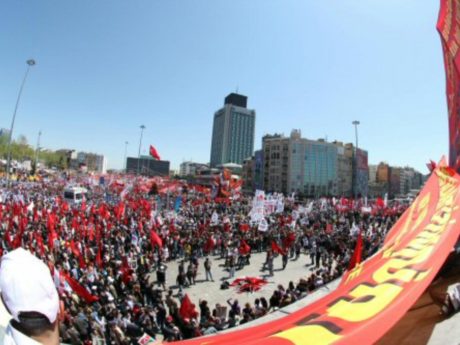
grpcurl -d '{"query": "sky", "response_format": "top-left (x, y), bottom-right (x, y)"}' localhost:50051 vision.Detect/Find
top-left (0, 0), bottom-right (448, 172)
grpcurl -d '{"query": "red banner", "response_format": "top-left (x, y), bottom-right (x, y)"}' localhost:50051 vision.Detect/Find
top-left (171, 165), bottom-right (460, 345)
top-left (438, 0), bottom-right (460, 172)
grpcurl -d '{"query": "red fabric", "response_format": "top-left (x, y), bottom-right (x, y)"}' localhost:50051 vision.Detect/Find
top-left (149, 145), bottom-right (161, 160)
top-left (230, 277), bottom-right (268, 293)
top-left (376, 197), bottom-right (385, 208)
top-left (150, 229), bottom-right (163, 249)
top-left (239, 223), bottom-right (250, 232)
top-left (347, 230), bottom-right (363, 271)
top-left (271, 241), bottom-right (286, 256)
top-left (438, 0), bottom-right (460, 172)
top-left (239, 240), bottom-right (251, 255)
top-left (35, 233), bottom-right (45, 257)
top-left (121, 257), bottom-right (133, 284)
top-left (61, 272), bottom-right (98, 303)
top-left (426, 160), bottom-right (437, 172)
top-left (179, 294), bottom-right (198, 319)
top-left (204, 237), bottom-right (215, 253)
top-left (95, 244), bottom-right (102, 268)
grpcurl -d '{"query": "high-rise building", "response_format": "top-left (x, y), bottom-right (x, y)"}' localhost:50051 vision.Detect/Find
top-left (210, 93), bottom-right (256, 167)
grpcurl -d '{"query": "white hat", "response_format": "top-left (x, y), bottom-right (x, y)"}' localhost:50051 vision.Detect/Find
top-left (0, 248), bottom-right (59, 323)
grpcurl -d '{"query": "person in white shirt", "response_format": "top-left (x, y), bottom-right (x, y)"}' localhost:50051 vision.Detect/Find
top-left (0, 248), bottom-right (60, 345)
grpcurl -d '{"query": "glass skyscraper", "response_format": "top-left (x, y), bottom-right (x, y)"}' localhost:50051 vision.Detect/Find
top-left (210, 93), bottom-right (256, 167)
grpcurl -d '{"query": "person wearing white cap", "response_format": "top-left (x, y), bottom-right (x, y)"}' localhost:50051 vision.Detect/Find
top-left (0, 248), bottom-right (60, 345)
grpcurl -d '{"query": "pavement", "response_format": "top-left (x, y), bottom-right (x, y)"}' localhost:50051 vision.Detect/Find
top-left (157, 251), bottom-right (320, 312)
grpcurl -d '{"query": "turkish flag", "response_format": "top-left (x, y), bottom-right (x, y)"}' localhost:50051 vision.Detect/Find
top-left (179, 294), bottom-right (198, 319)
top-left (149, 145), bottom-right (161, 160)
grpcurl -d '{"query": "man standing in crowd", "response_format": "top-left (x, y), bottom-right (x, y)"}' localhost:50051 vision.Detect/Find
top-left (204, 257), bottom-right (214, 282)
top-left (0, 248), bottom-right (60, 345)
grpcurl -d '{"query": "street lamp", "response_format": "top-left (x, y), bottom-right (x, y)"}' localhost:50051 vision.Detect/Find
top-left (123, 141), bottom-right (128, 172)
top-left (352, 120), bottom-right (360, 149)
top-left (34, 130), bottom-right (42, 173)
top-left (137, 125), bottom-right (145, 175)
top-left (352, 120), bottom-right (360, 198)
top-left (5, 59), bottom-right (36, 184)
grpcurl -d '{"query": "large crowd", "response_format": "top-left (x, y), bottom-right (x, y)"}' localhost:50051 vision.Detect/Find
top-left (0, 174), bottom-right (407, 344)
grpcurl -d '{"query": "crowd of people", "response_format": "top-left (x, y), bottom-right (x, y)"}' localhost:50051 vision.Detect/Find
top-left (0, 174), bottom-right (407, 344)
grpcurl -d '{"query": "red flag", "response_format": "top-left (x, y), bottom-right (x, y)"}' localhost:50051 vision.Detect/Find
top-left (426, 160), bottom-right (437, 172)
top-left (376, 197), bottom-right (385, 208)
top-left (239, 240), bottom-right (251, 255)
top-left (69, 240), bottom-right (80, 257)
top-left (35, 233), bottom-right (45, 257)
top-left (348, 230), bottom-right (363, 271)
top-left (69, 240), bottom-right (86, 269)
top-left (179, 294), bottom-right (198, 319)
top-left (121, 257), bottom-right (133, 284)
top-left (61, 272), bottom-right (98, 303)
top-left (204, 237), bottom-right (216, 253)
top-left (149, 145), bottom-right (161, 160)
top-left (271, 240), bottom-right (286, 256)
top-left (239, 223), bottom-right (250, 232)
top-left (95, 244), bottom-right (102, 268)
top-left (150, 229), bottom-right (163, 249)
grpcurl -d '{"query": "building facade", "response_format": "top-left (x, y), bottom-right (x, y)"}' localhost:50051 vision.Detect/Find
top-left (242, 156), bottom-right (255, 192)
top-left (262, 130), bottom-right (344, 196)
top-left (69, 151), bottom-right (107, 173)
top-left (354, 148), bottom-right (369, 197)
top-left (303, 139), bottom-right (338, 197)
top-left (210, 93), bottom-right (256, 167)
top-left (262, 134), bottom-right (289, 193)
top-left (333, 142), bottom-right (353, 197)
top-left (126, 156), bottom-right (170, 177)
top-left (179, 161), bottom-right (208, 177)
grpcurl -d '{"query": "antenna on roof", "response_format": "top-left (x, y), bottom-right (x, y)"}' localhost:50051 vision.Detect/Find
top-left (236, 85), bottom-right (239, 94)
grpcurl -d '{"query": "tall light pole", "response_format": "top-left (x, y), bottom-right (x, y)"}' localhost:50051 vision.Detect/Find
top-left (6, 59), bottom-right (36, 184)
top-left (123, 141), bottom-right (128, 172)
top-left (34, 130), bottom-right (42, 173)
top-left (137, 125), bottom-right (145, 175)
top-left (352, 120), bottom-right (360, 198)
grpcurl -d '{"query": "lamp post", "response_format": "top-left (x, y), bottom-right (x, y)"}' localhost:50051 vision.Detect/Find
top-left (137, 125), bottom-right (145, 175)
top-left (352, 120), bottom-right (360, 198)
top-left (123, 141), bottom-right (128, 172)
top-left (34, 130), bottom-right (42, 173)
top-left (6, 59), bottom-right (36, 184)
